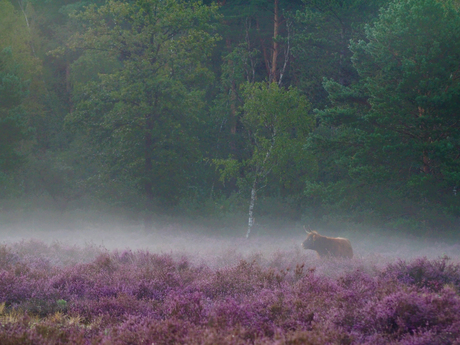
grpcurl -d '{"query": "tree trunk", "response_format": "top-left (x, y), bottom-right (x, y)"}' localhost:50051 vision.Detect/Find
top-left (418, 107), bottom-right (431, 175)
top-left (144, 111), bottom-right (155, 230)
top-left (225, 37), bottom-right (238, 155)
top-left (422, 150), bottom-right (430, 174)
top-left (257, 19), bottom-right (271, 78)
top-left (16, 0), bottom-right (36, 57)
top-left (278, 19), bottom-right (291, 86)
top-left (246, 177), bottom-right (258, 238)
top-left (244, 17), bottom-right (256, 83)
top-left (338, 26), bottom-right (346, 85)
top-left (66, 63), bottom-right (73, 113)
top-left (270, 0), bottom-right (280, 83)
top-left (246, 130), bottom-right (276, 239)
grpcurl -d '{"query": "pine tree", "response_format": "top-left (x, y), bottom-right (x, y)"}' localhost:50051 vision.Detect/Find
top-left (309, 0), bottom-right (460, 225)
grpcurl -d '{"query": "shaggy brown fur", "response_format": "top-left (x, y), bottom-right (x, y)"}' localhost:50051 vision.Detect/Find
top-left (302, 231), bottom-right (353, 259)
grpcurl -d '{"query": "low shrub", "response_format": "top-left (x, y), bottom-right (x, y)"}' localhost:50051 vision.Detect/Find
top-left (0, 241), bottom-right (459, 344)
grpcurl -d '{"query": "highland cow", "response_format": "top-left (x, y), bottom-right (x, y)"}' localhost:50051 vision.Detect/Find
top-left (302, 229), bottom-right (353, 259)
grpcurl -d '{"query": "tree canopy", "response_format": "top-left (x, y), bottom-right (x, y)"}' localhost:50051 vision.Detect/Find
top-left (1, 0), bottom-right (460, 235)
top-left (309, 0), bottom-right (460, 228)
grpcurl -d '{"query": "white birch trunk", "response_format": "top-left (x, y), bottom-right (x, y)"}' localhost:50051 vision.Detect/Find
top-left (246, 177), bottom-right (257, 238)
top-left (16, 0), bottom-right (36, 56)
top-left (246, 128), bottom-right (276, 239)
top-left (278, 20), bottom-right (291, 86)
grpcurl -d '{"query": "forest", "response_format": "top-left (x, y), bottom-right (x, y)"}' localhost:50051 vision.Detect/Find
top-left (1, 0), bottom-right (460, 237)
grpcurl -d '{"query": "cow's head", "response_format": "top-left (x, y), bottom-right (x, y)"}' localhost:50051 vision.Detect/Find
top-left (302, 226), bottom-right (318, 250)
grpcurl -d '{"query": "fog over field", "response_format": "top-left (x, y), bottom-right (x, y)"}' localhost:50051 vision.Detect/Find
top-left (1, 211), bottom-right (460, 344)
top-left (1, 210), bottom-right (459, 272)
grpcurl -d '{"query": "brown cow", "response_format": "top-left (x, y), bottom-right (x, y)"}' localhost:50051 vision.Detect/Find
top-left (302, 229), bottom-right (353, 259)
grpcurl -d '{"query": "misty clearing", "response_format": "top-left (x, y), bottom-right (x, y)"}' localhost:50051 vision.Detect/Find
top-left (2, 0), bottom-right (460, 343)
top-left (1, 216), bottom-right (460, 344)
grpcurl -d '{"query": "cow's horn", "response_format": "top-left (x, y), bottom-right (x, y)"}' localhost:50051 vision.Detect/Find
top-left (303, 225), bottom-right (311, 234)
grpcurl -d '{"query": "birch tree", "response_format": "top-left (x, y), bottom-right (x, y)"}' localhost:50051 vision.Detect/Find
top-left (214, 82), bottom-right (313, 237)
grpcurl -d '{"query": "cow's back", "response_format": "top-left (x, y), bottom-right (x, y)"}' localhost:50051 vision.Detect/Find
top-left (318, 236), bottom-right (353, 259)
top-left (332, 238), bottom-right (353, 258)
top-left (302, 231), bottom-right (353, 259)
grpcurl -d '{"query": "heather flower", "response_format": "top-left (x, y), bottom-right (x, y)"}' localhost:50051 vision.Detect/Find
top-left (384, 256), bottom-right (460, 292)
top-left (0, 240), bottom-right (459, 344)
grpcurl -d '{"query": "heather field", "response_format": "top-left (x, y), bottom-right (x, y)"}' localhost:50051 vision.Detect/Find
top-left (1, 221), bottom-right (460, 344)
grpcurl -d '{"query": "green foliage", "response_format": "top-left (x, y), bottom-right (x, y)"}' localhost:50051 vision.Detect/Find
top-left (0, 0), bottom-right (42, 178)
top-left (0, 48), bottom-right (29, 173)
top-left (308, 0), bottom-right (460, 227)
top-left (20, 142), bottom-right (96, 212)
top-left (1, 0), bottom-right (460, 233)
top-left (290, 0), bottom-right (389, 108)
top-left (214, 82), bottom-right (314, 195)
top-left (68, 0), bottom-right (221, 208)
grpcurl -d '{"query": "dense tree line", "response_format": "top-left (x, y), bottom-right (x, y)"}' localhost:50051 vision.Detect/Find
top-left (1, 0), bottom-right (460, 235)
